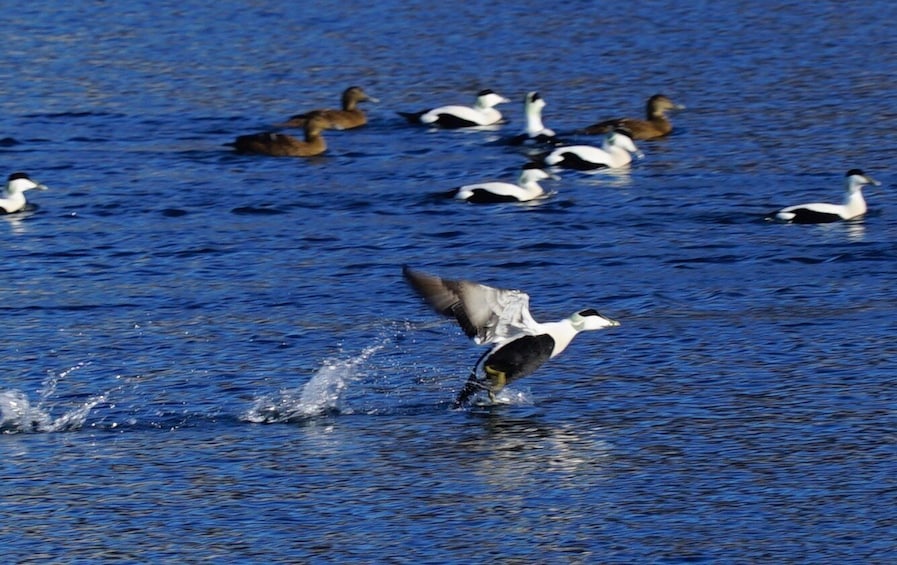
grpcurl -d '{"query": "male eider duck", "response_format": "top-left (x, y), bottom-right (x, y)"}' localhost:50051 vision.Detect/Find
top-left (581, 94), bottom-right (685, 140)
top-left (451, 163), bottom-right (558, 204)
top-left (768, 169), bottom-right (881, 224)
top-left (229, 113), bottom-right (330, 157)
top-left (543, 129), bottom-right (643, 171)
top-left (0, 172), bottom-right (48, 214)
top-left (403, 266), bottom-right (619, 407)
top-left (508, 92), bottom-right (557, 145)
top-left (279, 86), bottom-right (378, 130)
top-left (398, 89), bottom-right (510, 129)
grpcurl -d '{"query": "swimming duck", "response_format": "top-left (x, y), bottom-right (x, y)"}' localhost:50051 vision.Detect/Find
top-left (398, 89), bottom-right (510, 129)
top-left (451, 163), bottom-right (558, 204)
top-left (403, 266), bottom-right (619, 407)
top-left (0, 172), bottom-right (47, 214)
top-left (279, 86), bottom-right (378, 130)
top-left (543, 129), bottom-right (643, 171)
top-left (768, 169), bottom-right (881, 223)
top-left (229, 113), bottom-right (330, 157)
top-left (508, 92), bottom-right (557, 145)
top-left (580, 94), bottom-right (685, 140)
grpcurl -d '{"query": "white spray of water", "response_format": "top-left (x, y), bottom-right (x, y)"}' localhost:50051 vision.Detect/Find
top-left (0, 363), bottom-right (116, 433)
top-left (243, 342), bottom-right (384, 424)
top-left (474, 387), bottom-right (533, 407)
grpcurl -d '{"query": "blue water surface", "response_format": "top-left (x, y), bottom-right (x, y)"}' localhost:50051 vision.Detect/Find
top-left (2, 1), bottom-right (896, 563)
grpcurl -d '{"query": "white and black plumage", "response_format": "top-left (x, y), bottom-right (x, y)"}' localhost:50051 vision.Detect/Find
top-left (543, 129), bottom-right (643, 171)
top-left (451, 163), bottom-right (558, 204)
top-left (403, 266), bottom-right (619, 407)
top-left (508, 91), bottom-right (557, 145)
top-left (768, 169), bottom-right (881, 223)
top-left (0, 172), bottom-right (48, 214)
top-left (398, 89), bottom-right (510, 129)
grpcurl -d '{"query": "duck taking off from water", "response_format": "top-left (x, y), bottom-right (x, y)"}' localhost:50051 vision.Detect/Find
top-left (0, 172), bottom-right (48, 214)
top-left (229, 112), bottom-right (331, 157)
top-left (403, 266), bottom-right (619, 407)
top-left (543, 129), bottom-right (643, 171)
top-left (580, 94), bottom-right (685, 140)
top-left (279, 86), bottom-right (378, 130)
top-left (398, 89), bottom-right (510, 129)
top-left (451, 163), bottom-right (558, 204)
top-left (768, 169), bottom-right (881, 223)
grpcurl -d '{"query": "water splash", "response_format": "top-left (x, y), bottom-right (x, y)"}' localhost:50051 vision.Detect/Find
top-left (243, 342), bottom-right (384, 424)
top-left (0, 363), bottom-right (117, 433)
top-left (467, 386), bottom-right (533, 408)
top-left (493, 387), bottom-right (533, 406)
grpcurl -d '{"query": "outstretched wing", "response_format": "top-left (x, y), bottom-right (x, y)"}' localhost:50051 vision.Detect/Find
top-left (403, 266), bottom-right (539, 345)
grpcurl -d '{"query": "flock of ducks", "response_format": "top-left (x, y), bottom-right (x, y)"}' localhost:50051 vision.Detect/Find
top-left (2, 85), bottom-right (884, 406)
top-left (220, 86), bottom-right (881, 224)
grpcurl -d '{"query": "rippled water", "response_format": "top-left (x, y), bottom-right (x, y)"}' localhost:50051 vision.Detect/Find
top-left (2, 1), bottom-right (896, 562)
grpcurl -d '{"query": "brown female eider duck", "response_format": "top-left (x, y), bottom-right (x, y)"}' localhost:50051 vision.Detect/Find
top-left (0, 172), bottom-right (48, 214)
top-left (580, 94), bottom-right (685, 140)
top-left (279, 86), bottom-right (378, 130)
top-left (229, 113), bottom-right (330, 157)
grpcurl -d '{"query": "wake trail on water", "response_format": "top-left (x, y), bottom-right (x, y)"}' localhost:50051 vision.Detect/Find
top-left (1, 329), bottom-right (531, 433)
top-left (243, 342), bottom-right (386, 424)
top-left (241, 327), bottom-right (538, 423)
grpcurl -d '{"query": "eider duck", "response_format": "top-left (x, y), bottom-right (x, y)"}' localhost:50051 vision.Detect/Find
top-left (279, 86), bottom-right (378, 130)
top-left (768, 169), bottom-right (881, 223)
top-left (229, 113), bottom-right (330, 157)
top-left (508, 92), bottom-right (557, 145)
top-left (451, 163), bottom-right (558, 204)
top-left (543, 129), bottom-right (643, 171)
top-left (581, 94), bottom-right (685, 140)
top-left (0, 172), bottom-right (47, 214)
top-left (403, 266), bottom-right (619, 407)
top-left (398, 89), bottom-right (510, 129)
